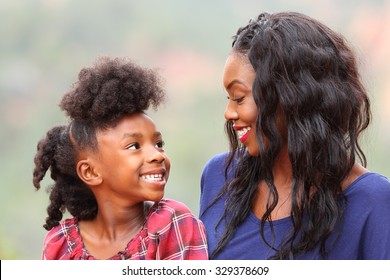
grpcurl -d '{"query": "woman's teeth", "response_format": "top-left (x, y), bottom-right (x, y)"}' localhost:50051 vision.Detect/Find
top-left (237, 127), bottom-right (251, 138)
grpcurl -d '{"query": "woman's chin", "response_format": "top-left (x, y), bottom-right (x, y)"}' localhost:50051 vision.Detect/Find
top-left (246, 146), bottom-right (260, 157)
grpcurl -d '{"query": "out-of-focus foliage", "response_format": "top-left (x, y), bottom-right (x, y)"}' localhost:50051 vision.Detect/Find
top-left (0, 0), bottom-right (389, 259)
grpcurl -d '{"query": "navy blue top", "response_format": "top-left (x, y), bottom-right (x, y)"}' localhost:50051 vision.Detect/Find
top-left (200, 152), bottom-right (390, 259)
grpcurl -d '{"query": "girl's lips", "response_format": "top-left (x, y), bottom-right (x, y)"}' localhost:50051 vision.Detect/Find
top-left (140, 174), bottom-right (166, 191)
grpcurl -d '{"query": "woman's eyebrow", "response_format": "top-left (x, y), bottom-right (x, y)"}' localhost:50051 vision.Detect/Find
top-left (226, 79), bottom-right (248, 90)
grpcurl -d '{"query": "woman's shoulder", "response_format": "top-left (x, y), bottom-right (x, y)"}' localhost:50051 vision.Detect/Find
top-left (345, 172), bottom-right (390, 198)
top-left (340, 172), bottom-right (390, 259)
top-left (201, 152), bottom-right (231, 180)
top-left (204, 152), bottom-right (229, 168)
top-left (343, 172), bottom-right (390, 215)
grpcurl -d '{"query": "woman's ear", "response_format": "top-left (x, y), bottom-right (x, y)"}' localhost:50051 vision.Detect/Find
top-left (76, 159), bottom-right (102, 186)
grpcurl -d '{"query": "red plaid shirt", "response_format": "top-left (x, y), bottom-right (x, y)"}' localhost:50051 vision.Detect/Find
top-left (42, 199), bottom-right (208, 260)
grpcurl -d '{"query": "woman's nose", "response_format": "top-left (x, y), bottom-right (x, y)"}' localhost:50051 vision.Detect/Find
top-left (224, 101), bottom-right (239, 121)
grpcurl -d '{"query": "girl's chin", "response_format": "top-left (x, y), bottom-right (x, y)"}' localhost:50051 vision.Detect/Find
top-left (147, 195), bottom-right (164, 203)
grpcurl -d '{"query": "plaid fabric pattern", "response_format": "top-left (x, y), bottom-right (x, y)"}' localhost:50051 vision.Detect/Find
top-left (42, 199), bottom-right (208, 260)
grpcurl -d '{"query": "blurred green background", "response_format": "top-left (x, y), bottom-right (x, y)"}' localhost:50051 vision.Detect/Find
top-left (1, 0), bottom-right (389, 259)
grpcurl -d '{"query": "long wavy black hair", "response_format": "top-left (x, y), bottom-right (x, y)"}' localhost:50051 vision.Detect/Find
top-left (33, 56), bottom-right (165, 230)
top-left (211, 12), bottom-right (371, 259)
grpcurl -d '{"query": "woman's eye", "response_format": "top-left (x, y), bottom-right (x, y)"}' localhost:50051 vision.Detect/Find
top-left (127, 143), bottom-right (140, 150)
top-left (233, 96), bottom-right (245, 104)
top-left (227, 95), bottom-right (245, 104)
top-left (156, 140), bottom-right (165, 149)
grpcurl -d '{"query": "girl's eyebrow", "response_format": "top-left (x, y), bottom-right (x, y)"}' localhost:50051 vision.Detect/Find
top-left (122, 132), bottom-right (142, 140)
top-left (122, 131), bottom-right (162, 140)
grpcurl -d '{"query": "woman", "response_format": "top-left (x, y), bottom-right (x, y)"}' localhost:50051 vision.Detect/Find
top-left (200, 12), bottom-right (390, 260)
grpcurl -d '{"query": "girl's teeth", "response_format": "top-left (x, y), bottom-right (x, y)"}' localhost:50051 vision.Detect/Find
top-left (141, 174), bottom-right (163, 181)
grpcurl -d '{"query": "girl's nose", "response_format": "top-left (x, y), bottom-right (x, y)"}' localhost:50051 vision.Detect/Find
top-left (146, 147), bottom-right (165, 163)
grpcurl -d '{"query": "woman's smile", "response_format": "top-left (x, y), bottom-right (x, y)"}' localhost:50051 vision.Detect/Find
top-left (233, 125), bottom-right (252, 143)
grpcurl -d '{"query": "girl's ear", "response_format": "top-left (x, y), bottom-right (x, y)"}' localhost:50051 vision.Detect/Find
top-left (76, 159), bottom-right (102, 186)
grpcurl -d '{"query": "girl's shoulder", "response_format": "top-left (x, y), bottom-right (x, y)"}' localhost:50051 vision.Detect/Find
top-left (42, 217), bottom-right (81, 259)
top-left (148, 199), bottom-right (194, 217)
top-left (145, 199), bottom-right (200, 231)
top-left (44, 217), bottom-right (78, 241)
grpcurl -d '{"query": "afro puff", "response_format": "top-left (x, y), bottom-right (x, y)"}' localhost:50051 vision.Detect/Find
top-left (61, 56), bottom-right (165, 127)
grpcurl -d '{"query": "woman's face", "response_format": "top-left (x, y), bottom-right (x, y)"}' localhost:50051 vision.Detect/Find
top-left (223, 52), bottom-right (259, 156)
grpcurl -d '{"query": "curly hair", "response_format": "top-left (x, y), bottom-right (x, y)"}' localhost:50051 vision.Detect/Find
top-left (33, 56), bottom-right (165, 230)
top-left (211, 12), bottom-right (371, 259)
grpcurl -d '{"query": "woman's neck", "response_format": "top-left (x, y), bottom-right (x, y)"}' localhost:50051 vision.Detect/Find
top-left (252, 146), bottom-right (293, 220)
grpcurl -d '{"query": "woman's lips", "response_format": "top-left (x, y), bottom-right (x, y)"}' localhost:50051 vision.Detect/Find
top-left (234, 126), bottom-right (251, 143)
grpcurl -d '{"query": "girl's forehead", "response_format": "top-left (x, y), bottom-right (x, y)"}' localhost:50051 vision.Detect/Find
top-left (97, 113), bottom-right (159, 139)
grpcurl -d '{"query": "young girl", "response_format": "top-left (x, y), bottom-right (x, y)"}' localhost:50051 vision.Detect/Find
top-left (200, 12), bottom-right (390, 259)
top-left (33, 56), bottom-right (208, 260)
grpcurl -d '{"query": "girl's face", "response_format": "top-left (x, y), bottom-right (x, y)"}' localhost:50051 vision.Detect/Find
top-left (92, 113), bottom-right (170, 204)
top-left (223, 52), bottom-right (259, 156)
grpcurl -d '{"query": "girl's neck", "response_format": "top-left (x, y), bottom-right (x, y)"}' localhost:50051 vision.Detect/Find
top-left (78, 201), bottom-right (149, 259)
top-left (79, 201), bottom-right (148, 240)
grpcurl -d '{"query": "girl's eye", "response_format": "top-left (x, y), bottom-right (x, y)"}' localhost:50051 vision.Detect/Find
top-left (127, 143), bottom-right (140, 150)
top-left (156, 140), bottom-right (165, 149)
